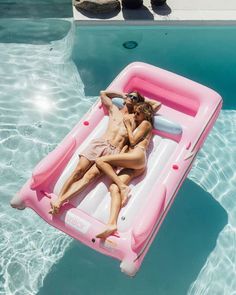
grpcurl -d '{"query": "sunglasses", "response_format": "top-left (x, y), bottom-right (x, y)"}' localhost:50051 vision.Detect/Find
top-left (127, 94), bottom-right (139, 102)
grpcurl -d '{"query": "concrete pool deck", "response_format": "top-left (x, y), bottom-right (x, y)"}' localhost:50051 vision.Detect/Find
top-left (73, 0), bottom-right (236, 21)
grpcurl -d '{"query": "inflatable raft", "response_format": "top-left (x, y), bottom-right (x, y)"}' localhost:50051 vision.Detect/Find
top-left (11, 62), bottom-right (222, 276)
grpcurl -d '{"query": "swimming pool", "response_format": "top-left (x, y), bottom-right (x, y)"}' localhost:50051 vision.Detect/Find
top-left (0, 20), bottom-right (235, 295)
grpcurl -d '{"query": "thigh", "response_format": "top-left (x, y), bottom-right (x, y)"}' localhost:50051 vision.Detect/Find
top-left (117, 167), bottom-right (146, 185)
top-left (100, 152), bottom-right (144, 170)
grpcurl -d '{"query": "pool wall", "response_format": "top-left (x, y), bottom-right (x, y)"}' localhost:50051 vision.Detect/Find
top-left (72, 23), bottom-right (236, 110)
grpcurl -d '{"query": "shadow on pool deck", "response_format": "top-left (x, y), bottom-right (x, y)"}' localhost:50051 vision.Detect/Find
top-left (122, 5), bottom-right (154, 20)
top-left (38, 178), bottom-right (227, 295)
top-left (151, 3), bottom-right (172, 16)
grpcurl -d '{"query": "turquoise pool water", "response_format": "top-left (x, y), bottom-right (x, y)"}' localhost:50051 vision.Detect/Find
top-left (0, 20), bottom-right (236, 295)
top-left (1, 0), bottom-right (72, 18)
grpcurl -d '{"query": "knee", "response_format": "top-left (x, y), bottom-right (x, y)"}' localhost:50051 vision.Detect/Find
top-left (136, 167), bottom-right (146, 177)
top-left (95, 158), bottom-right (104, 168)
top-left (109, 183), bottom-right (119, 194)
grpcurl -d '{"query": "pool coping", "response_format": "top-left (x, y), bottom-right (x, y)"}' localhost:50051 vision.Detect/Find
top-left (74, 20), bottom-right (236, 26)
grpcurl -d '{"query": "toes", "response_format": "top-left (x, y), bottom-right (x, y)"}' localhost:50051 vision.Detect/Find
top-left (96, 226), bottom-right (117, 239)
top-left (96, 232), bottom-right (106, 239)
top-left (49, 201), bottom-right (60, 215)
top-left (49, 208), bottom-right (55, 215)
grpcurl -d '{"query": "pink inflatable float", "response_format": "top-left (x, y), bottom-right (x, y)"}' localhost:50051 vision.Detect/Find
top-left (11, 62), bottom-right (222, 276)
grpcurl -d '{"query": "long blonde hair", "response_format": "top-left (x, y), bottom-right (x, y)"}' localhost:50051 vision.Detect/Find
top-left (135, 102), bottom-right (154, 126)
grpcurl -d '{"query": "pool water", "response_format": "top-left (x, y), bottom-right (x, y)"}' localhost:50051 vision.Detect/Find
top-left (0, 19), bottom-right (236, 295)
top-left (1, 0), bottom-right (72, 18)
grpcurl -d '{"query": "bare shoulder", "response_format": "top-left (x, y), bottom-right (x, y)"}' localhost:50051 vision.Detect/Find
top-left (140, 120), bottom-right (152, 130)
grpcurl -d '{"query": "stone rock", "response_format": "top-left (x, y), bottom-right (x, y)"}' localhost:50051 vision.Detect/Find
top-left (74, 0), bottom-right (120, 14)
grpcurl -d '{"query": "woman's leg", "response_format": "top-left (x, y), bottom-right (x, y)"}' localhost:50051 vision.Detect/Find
top-left (95, 183), bottom-right (121, 238)
top-left (95, 151), bottom-right (144, 198)
top-left (96, 168), bottom-right (145, 239)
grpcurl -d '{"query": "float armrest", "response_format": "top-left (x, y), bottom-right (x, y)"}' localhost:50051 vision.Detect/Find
top-left (30, 137), bottom-right (77, 190)
top-left (131, 184), bottom-right (166, 251)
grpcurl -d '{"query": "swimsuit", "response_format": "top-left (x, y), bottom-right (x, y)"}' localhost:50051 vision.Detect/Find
top-left (131, 128), bottom-right (151, 165)
top-left (80, 138), bottom-right (120, 162)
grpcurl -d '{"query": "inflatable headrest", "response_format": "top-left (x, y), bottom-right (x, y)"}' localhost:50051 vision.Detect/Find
top-left (112, 97), bottom-right (182, 135)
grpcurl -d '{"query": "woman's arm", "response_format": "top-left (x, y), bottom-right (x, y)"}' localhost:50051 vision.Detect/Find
top-left (124, 118), bottom-right (151, 147)
top-left (144, 97), bottom-right (162, 113)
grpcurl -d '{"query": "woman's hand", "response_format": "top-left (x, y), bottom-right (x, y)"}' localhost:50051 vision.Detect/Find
top-left (123, 115), bottom-right (132, 128)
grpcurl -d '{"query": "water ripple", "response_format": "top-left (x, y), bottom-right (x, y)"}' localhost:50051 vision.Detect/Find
top-left (0, 206), bottom-right (72, 295)
top-left (187, 111), bottom-right (236, 295)
top-left (0, 20), bottom-right (88, 295)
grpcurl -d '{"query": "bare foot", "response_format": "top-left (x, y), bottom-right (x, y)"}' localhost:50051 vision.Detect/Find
top-left (49, 200), bottom-right (62, 215)
top-left (96, 224), bottom-right (117, 239)
top-left (120, 185), bottom-right (131, 207)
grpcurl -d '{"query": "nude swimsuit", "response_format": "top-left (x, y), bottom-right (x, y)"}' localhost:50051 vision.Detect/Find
top-left (130, 128), bottom-right (152, 164)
